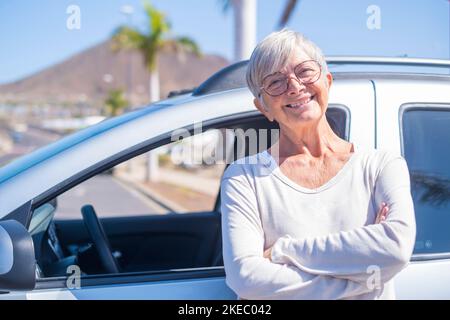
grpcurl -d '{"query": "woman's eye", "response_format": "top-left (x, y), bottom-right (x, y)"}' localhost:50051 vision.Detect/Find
top-left (298, 68), bottom-right (314, 74)
top-left (269, 79), bottom-right (283, 88)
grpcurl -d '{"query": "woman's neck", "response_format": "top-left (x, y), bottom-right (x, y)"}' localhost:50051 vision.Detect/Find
top-left (270, 119), bottom-right (343, 159)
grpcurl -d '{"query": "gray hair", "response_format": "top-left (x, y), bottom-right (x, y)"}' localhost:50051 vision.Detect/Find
top-left (246, 29), bottom-right (329, 98)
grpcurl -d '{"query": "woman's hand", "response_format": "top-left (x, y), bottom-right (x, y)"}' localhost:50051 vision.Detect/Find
top-left (263, 247), bottom-right (272, 260)
top-left (375, 202), bottom-right (389, 224)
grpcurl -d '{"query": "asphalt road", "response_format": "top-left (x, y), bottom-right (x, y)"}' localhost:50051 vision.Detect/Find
top-left (55, 174), bottom-right (168, 220)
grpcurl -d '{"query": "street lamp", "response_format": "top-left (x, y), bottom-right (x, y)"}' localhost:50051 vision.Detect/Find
top-left (120, 5), bottom-right (134, 21)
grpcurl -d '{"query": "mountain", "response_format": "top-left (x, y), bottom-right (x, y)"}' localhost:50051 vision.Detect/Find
top-left (0, 39), bottom-right (229, 107)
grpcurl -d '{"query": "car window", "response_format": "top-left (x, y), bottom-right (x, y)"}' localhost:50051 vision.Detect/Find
top-left (326, 105), bottom-right (349, 141)
top-left (53, 129), bottom-right (230, 220)
top-left (402, 107), bottom-right (450, 255)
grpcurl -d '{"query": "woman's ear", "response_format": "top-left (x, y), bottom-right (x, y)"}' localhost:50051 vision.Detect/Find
top-left (254, 97), bottom-right (265, 112)
top-left (254, 97), bottom-right (274, 122)
top-left (326, 72), bottom-right (333, 88)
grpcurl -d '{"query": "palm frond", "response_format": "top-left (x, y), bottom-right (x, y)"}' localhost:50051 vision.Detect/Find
top-left (143, 1), bottom-right (170, 35)
top-left (411, 171), bottom-right (450, 207)
top-left (159, 37), bottom-right (202, 59)
top-left (110, 1), bottom-right (202, 73)
top-left (174, 36), bottom-right (201, 56)
top-left (111, 26), bottom-right (146, 51)
top-left (104, 89), bottom-right (129, 116)
top-left (278, 0), bottom-right (300, 29)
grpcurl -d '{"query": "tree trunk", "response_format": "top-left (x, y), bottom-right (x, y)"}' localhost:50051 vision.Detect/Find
top-left (232, 0), bottom-right (257, 62)
top-left (146, 68), bottom-right (161, 182)
top-left (149, 68), bottom-right (160, 102)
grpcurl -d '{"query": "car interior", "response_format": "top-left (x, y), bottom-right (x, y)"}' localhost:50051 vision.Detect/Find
top-left (29, 111), bottom-right (346, 279)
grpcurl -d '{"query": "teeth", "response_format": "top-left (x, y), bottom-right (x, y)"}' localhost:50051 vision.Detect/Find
top-left (287, 96), bottom-right (312, 108)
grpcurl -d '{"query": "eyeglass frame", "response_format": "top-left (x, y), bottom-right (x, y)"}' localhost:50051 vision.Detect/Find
top-left (258, 60), bottom-right (323, 97)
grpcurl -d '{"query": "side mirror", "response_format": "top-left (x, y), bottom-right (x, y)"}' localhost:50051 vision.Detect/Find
top-left (0, 220), bottom-right (36, 291)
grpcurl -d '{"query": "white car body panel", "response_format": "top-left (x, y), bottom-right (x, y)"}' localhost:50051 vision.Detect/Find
top-left (394, 259), bottom-right (450, 299)
top-left (376, 79), bottom-right (450, 299)
top-left (375, 79), bottom-right (450, 152)
top-left (328, 79), bottom-right (375, 147)
top-left (4, 277), bottom-right (237, 300)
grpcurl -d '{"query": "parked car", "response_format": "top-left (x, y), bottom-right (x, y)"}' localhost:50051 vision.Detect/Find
top-left (1, 57), bottom-right (450, 299)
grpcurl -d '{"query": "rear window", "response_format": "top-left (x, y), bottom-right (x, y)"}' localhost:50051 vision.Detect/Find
top-left (402, 107), bottom-right (450, 255)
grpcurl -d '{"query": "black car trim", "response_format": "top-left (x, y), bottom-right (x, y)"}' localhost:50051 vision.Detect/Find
top-left (34, 267), bottom-right (226, 290)
top-left (398, 103), bottom-right (450, 157)
top-left (328, 104), bottom-right (351, 142)
top-left (332, 73), bottom-right (450, 81)
top-left (370, 80), bottom-right (378, 149)
top-left (2, 201), bottom-right (33, 227)
top-left (411, 253), bottom-right (450, 262)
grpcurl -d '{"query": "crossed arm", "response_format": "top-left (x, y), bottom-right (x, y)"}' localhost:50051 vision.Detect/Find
top-left (220, 156), bottom-right (416, 300)
top-left (263, 202), bottom-right (389, 259)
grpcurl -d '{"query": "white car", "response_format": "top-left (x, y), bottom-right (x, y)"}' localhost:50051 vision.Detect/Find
top-left (1, 57), bottom-right (450, 299)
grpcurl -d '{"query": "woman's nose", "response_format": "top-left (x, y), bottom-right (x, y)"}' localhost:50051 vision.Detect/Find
top-left (286, 76), bottom-right (305, 96)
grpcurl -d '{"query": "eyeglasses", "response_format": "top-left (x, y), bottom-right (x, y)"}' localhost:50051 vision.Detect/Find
top-left (259, 60), bottom-right (322, 97)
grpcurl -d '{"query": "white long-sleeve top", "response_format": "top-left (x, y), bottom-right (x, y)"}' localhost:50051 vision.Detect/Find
top-left (220, 145), bottom-right (416, 300)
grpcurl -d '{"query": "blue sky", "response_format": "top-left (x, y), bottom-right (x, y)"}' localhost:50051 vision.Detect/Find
top-left (0, 0), bottom-right (449, 84)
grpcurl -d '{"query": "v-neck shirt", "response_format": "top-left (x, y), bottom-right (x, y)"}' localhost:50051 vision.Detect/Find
top-left (220, 145), bottom-right (416, 300)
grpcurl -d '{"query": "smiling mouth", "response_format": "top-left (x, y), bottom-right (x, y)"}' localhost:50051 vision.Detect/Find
top-left (285, 95), bottom-right (315, 109)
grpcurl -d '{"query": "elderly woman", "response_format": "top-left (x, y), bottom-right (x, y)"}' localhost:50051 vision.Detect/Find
top-left (220, 29), bottom-right (416, 300)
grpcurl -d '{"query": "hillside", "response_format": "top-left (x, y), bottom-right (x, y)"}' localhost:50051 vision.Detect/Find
top-left (0, 39), bottom-right (229, 106)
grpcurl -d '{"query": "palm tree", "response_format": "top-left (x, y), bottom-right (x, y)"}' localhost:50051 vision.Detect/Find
top-left (112, 1), bottom-right (200, 103)
top-left (278, 0), bottom-right (300, 29)
top-left (104, 89), bottom-right (128, 117)
top-left (221, 0), bottom-right (257, 62)
top-left (112, 2), bottom-right (200, 182)
top-left (411, 171), bottom-right (450, 207)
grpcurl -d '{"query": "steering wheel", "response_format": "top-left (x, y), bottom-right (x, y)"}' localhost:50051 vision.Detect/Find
top-left (81, 204), bottom-right (120, 274)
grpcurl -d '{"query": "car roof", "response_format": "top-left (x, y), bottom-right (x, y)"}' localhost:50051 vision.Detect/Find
top-left (192, 56), bottom-right (450, 96)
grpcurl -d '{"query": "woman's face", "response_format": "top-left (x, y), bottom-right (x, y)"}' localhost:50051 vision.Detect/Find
top-left (254, 49), bottom-right (332, 129)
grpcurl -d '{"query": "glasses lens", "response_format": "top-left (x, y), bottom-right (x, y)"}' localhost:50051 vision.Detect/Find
top-left (261, 61), bottom-right (321, 96)
top-left (262, 73), bottom-right (288, 96)
top-left (294, 60), bottom-right (321, 84)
